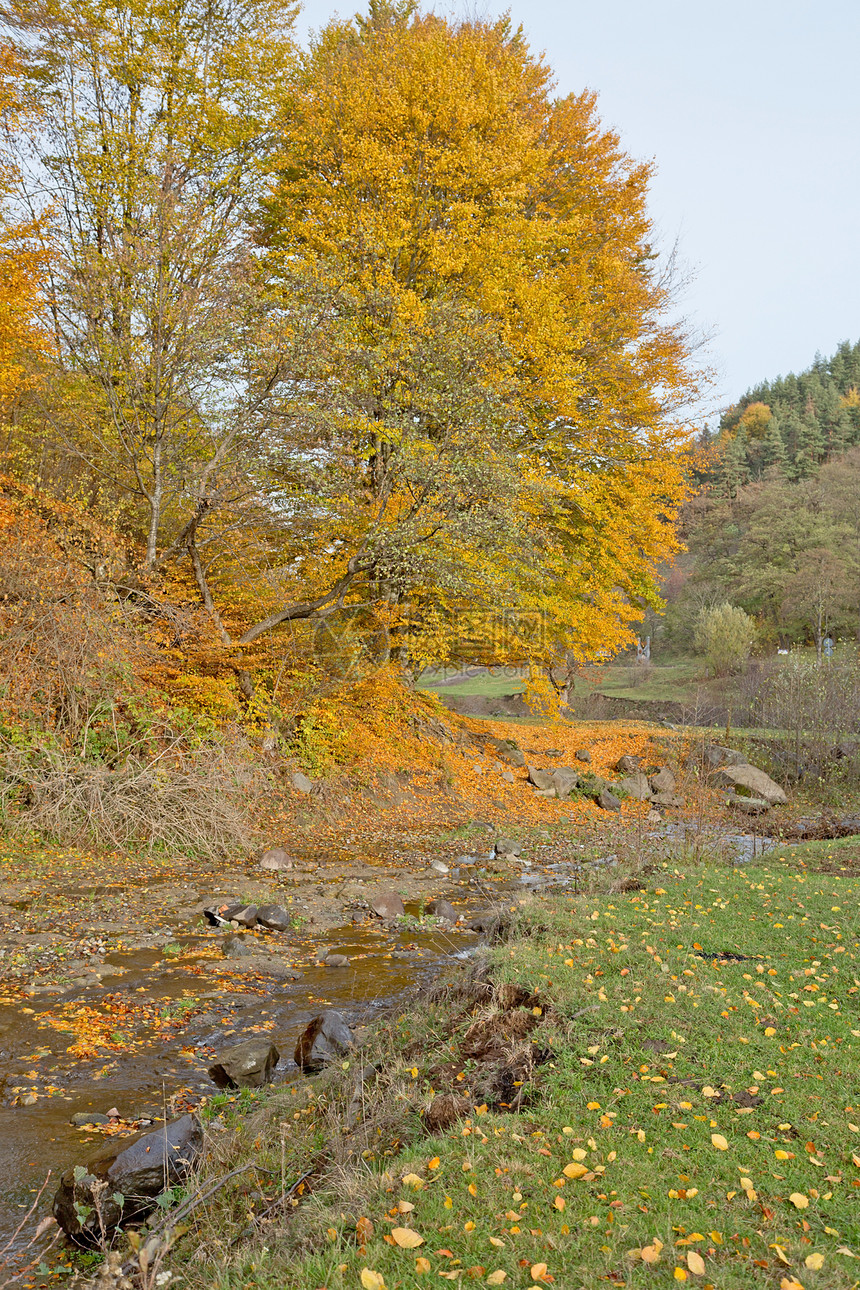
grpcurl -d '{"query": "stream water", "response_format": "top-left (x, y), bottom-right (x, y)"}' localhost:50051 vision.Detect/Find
top-left (0, 826), bottom-right (778, 1272)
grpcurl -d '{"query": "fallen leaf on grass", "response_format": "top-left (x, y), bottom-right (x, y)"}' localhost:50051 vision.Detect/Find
top-left (804, 1253), bottom-right (824, 1270)
top-left (562, 1162), bottom-right (588, 1179)
top-left (790, 1193), bottom-right (809, 1209)
top-left (686, 1251), bottom-right (706, 1275)
top-left (391, 1227), bottom-right (423, 1248)
top-left (415, 1257), bottom-right (431, 1274)
top-left (360, 1272), bottom-right (385, 1290)
top-left (780, 1280), bottom-right (804, 1290)
top-left (836, 1246), bottom-right (859, 1259)
top-left (711, 1133), bottom-right (728, 1151)
top-left (487, 1274), bottom-right (506, 1286)
top-left (771, 1245), bottom-right (791, 1265)
top-left (402, 1173), bottom-right (425, 1189)
top-left (641, 1240), bottom-right (664, 1264)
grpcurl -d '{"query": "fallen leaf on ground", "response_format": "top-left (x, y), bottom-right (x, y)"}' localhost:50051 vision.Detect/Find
top-left (391, 1227), bottom-right (423, 1248)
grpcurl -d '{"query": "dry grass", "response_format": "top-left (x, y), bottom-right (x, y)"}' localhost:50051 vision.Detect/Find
top-left (0, 737), bottom-right (258, 859)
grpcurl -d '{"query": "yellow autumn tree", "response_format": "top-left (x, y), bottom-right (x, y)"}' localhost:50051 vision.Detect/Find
top-left (251, 0), bottom-right (704, 684)
top-left (0, 44), bottom-right (48, 415)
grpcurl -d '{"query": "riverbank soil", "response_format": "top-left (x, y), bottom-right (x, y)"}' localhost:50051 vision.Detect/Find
top-left (1, 710), bottom-right (859, 1286)
top-left (132, 839), bottom-right (860, 1290)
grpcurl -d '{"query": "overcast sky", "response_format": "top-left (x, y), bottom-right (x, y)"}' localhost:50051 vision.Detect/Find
top-left (295, 0), bottom-right (860, 418)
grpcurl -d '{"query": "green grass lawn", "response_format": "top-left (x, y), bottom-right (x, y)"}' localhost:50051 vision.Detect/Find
top-left (137, 840), bottom-right (860, 1290)
top-left (417, 669), bottom-right (526, 698)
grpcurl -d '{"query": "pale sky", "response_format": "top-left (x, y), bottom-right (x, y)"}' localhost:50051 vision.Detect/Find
top-left (295, 0), bottom-right (860, 418)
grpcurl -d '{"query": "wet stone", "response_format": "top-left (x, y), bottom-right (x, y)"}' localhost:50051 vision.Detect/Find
top-left (221, 935), bottom-right (254, 958)
top-left (426, 898), bottom-right (458, 923)
top-left (209, 1038), bottom-right (280, 1089)
top-left (294, 1010), bottom-right (353, 1072)
top-left (53, 1114), bottom-right (202, 1242)
top-left (70, 1112), bottom-right (110, 1127)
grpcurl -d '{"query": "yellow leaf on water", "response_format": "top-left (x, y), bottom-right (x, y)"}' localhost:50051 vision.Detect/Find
top-left (415, 1257), bottom-right (431, 1275)
top-left (790, 1193), bottom-right (809, 1209)
top-left (711, 1134), bottom-right (729, 1151)
top-left (360, 1271), bottom-right (385, 1290)
top-left (686, 1251), bottom-right (706, 1275)
top-left (487, 1274), bottom-right (506, 1286)
top-left (391, 1227), bottom-right (424, 1249)
top-left (804, 1253), bottom-right (824, 1270)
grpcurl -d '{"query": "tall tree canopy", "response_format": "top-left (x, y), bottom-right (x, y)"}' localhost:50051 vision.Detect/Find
top-left (256, 1), bottom-right (702, 681)
top-left (1, 0), bottom-right (704, 699)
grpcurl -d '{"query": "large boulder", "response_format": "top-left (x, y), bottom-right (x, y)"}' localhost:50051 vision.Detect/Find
top-left (256, 904), bottom-right (292, 932)
top-left (370, 891), bottom-right (405, 919)
top-left (426, 898), bottom-right (458, 923)
top-left (614, 754), bottom-right (641, 774)
top-left (713, 763), bottom-right (787, 806)
top-left (294, 1010), bottom-right (353, 1071)
top-left (208, 1039), bottom-right (280, 1089)
top-left (259, 847), bottom-right (294, 871)
top-left (551, 768), bottom-right (581, 798)
top-left (649, 766), bottom-right (676, 794)
top-left (598, 789), bottom-right (622, 812)
top-left (619, 771), bottom-right (652, 801)
top-left (53, 1115), bottom-right (202, 1242)
top-left (526, 765), bottom-right (554, 791)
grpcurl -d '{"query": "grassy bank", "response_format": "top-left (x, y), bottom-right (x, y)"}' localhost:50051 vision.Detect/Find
top-left (150, 839), bottom-right (860, 1290)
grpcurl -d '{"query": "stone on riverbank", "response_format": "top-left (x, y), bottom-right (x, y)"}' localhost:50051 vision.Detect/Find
top-left (294, 1010), bottom-right (353, 1071)
top-left (256, 904), bottom-right (292, 932)
top-left (713, 763), bottom-right (787, 805)
top-left (258, 847), bottom-right (294, 871)
top-left (371, 891), bottom-right (405, 919)
top-left (53, 1114), bottom-right (202, 1242)
top-left (426, 898), bottom-right (458, 923)
top-left (649, 766), bottom-right (676, 794)
top-left (619, 771), bottom-right (652, 800)
top-left (209, 1039), bottom-right (280, 1089)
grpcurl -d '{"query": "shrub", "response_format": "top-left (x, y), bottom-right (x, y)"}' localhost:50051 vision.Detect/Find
top-left (694, 603), bottom-right (757, 677)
